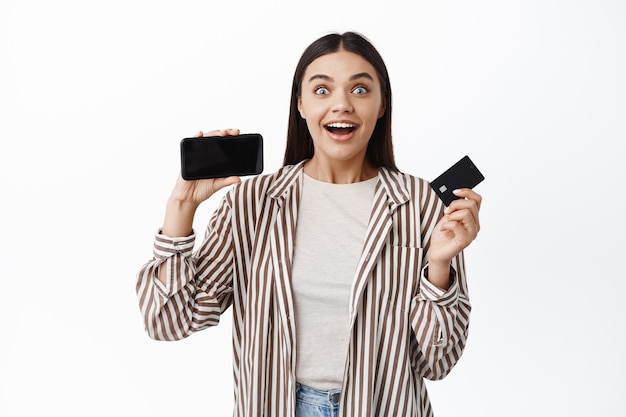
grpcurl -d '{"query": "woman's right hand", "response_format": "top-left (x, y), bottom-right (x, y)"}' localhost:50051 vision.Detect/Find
top-left (169, 129), bottom-right (243, 207)
top-left (160, 129), bottom-right (242, 239)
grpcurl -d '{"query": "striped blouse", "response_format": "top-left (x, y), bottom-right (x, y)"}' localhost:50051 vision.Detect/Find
top-left (136, 161), bottom-right (472, 417)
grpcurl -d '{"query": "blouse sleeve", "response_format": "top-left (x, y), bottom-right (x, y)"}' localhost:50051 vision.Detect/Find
top-left (135, 194), bottom-right (236, 341)
top-left (409, 182), bottom-right (472, 380)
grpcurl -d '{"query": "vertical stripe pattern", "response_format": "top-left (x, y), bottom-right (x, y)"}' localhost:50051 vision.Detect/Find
top-left (136, 161), bottom-right (472, 417)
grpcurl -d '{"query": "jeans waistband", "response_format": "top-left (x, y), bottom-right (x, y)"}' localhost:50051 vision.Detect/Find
top-left (296, 382), bottom-right (341, 406)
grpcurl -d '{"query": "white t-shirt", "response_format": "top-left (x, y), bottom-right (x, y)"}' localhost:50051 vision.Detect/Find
top-left (291, 173), bottom-right (377, 390)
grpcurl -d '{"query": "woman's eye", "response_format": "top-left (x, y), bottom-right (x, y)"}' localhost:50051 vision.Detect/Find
top-left (353, 86), bottom-right (368, 95)
top-left (314, 87), bottom-right (330, 95)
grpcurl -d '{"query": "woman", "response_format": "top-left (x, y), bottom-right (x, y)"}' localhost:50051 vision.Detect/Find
top-left (136, 31), bottom-right (481, 417)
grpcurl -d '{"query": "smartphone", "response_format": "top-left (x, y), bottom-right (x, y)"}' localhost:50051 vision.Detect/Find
top-left (180, 134), bottom-right (264, 180)
top-left (430, 155), bottom-right (485, 206)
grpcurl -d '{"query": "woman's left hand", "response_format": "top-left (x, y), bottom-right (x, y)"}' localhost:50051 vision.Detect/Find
top-left (428, 188), bottom-right (482, 267)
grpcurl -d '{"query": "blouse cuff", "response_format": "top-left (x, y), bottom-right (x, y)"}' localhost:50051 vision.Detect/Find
top-left (152, 229), bottom-right (196, 260)
top-left (419, 265), bottom-right (459, 307)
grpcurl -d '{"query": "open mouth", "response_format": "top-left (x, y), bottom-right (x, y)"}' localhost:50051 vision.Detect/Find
top-left (325, 122), bottom-right (357, 135)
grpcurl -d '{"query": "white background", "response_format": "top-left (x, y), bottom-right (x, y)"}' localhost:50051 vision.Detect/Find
top-left (1, 0), bottom-right (624, 416)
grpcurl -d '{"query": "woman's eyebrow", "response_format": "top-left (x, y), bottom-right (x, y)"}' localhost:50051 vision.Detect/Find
top-left (349, 72), bottom-right (374, 82)
top-left (307, 74), bottom-right (332, 83)
top-left (306, 72), bottom-right (375, 83)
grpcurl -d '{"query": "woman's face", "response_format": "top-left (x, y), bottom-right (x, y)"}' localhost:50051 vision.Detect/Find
top-left (297, 49), bottom-right (386, 168)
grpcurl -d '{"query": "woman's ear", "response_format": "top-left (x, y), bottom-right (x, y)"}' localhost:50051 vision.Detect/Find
top-left (297, 97), bottom-right (306, 119)
top-left (378, 97), bottom-right (387, 119)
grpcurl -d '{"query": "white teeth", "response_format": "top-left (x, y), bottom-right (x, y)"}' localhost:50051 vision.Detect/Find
top-left (326, 122), bottom-right (355, 128)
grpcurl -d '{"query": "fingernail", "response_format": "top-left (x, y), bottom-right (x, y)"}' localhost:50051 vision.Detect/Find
top-left (452, 189), bottom-right (462, 195)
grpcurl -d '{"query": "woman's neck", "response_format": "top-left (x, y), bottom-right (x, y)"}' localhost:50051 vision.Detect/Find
top-left (303, 157), bottom-right (378, 184)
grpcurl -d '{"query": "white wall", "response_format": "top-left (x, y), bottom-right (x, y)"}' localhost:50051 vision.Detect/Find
top-left (1, 0), bottom-right (624, 415)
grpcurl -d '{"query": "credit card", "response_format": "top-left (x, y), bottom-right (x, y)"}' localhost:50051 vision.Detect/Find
top-left (430, 155), bottom-right (485, 206)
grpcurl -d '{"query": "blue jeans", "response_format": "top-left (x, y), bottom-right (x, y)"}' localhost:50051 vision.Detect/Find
top-left (295, 383), bottom-right (341, 417)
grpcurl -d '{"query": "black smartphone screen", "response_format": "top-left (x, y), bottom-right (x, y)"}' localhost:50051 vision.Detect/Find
top-left (180, 134), bottom-right (263, 180)
top-left (430, 155), bottom-right (485, 206)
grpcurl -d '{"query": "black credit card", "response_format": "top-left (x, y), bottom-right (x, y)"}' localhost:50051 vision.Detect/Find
top-left (430, 155), bottom-right (485, 206)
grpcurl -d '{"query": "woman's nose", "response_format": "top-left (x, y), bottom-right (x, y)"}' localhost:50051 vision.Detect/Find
top-left (331, 91), bottom-right (354, 113)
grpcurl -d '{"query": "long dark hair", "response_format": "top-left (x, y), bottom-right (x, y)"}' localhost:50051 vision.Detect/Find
top-left (283, 32), bottom-right (397, 171)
